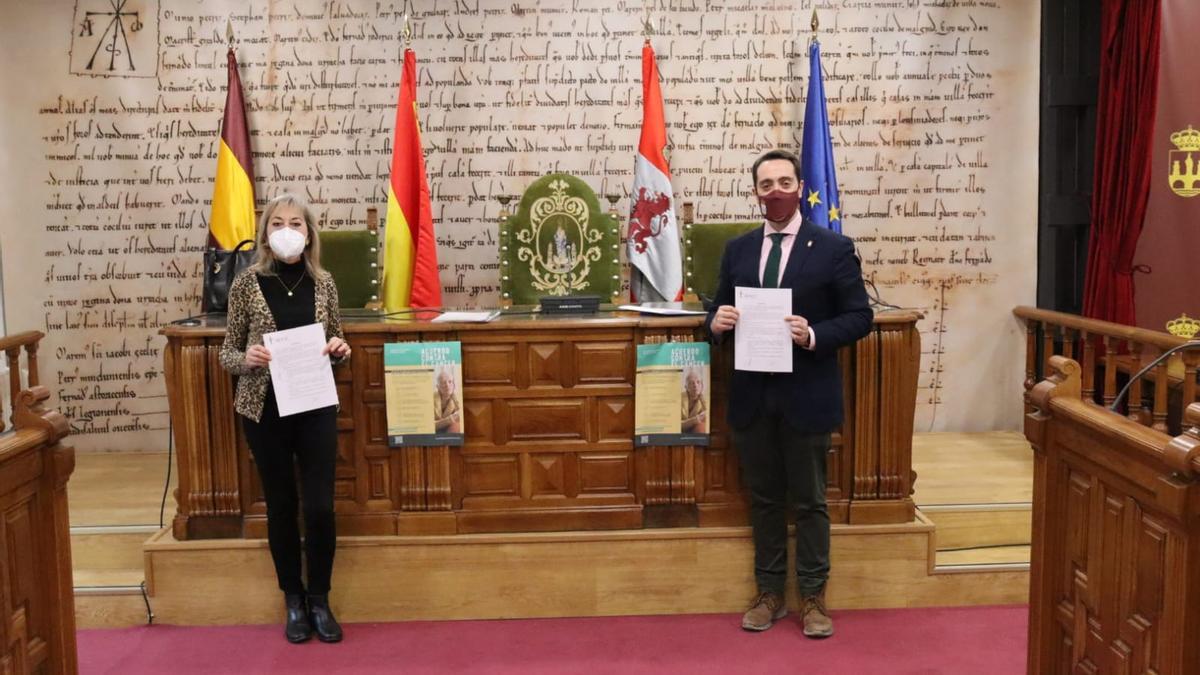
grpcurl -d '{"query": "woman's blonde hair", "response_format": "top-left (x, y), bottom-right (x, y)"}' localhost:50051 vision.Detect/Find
top-left (250, 193), bottom-right (326, 277)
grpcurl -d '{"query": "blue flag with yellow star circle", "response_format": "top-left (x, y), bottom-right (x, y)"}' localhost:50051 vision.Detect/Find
top-left (800, 41), bottom-right (842, 234)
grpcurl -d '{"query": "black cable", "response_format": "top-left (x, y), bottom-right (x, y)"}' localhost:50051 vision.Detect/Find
top-left (139, 580), bottom-right (155, 625)
top-left (159, 417), bottom-right (173, 529)
top-left (1109, 341), bottom-right (1200, 414)
top-left (341, 307), bottom-right (447, 319)
top-left (863, 277), bottom-right (907, 311)
top-left (169, 312), bottom-right (221, 326)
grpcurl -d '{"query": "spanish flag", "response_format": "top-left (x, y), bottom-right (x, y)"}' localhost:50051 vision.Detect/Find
top-left (209, 47), bottom-right (256, 250)
top-left (383, 49), bottom-right (442, 310)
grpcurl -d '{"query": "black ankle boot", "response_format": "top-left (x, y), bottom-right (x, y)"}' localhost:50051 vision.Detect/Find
top-left (284, 593), bottom-right (313, 643)
top-left (307, 594), bottom-right (343, 643)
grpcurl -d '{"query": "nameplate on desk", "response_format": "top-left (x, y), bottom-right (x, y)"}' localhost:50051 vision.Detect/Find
top-left (540, 295), bottom-right (600, 314)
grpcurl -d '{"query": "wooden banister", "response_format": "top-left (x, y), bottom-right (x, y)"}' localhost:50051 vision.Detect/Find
top-left (1013, 306), bottom-right (1198, 436)
top-left (1, 331), bottom-right (45, 434)
top-left (1013, 306), bottom-right (1187, 351)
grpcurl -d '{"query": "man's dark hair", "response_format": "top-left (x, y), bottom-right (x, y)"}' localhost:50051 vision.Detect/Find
top-left (750, 149), bottom-right (802, 186)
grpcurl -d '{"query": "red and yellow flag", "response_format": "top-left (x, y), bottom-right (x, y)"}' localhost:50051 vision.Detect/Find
top-left (209, 47), bottom-right (256, 250)
top-left (383, 49), bottom-right (442, 310)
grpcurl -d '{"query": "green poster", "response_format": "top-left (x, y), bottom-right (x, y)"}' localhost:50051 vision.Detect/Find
top-left (635, 342), bottom-right (711, 447)
top-left (384, 341), bottom-right (464, 447)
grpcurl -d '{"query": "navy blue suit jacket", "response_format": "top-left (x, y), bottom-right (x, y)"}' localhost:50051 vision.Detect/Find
top-left (705, 220), bottom-right (873, 433)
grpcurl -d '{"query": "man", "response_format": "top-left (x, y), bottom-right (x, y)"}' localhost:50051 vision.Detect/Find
top-left (680, 367), bottom-right (708, 434)
top-left (706, 149), bottom-right (872, 638)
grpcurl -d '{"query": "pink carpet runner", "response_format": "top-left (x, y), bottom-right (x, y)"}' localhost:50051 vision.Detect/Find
top-left (78, 605), bottom-right (1026, 674)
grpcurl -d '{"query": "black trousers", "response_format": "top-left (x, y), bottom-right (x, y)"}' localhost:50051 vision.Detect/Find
top-left (732, 391), bottom-right (831, 597)
top-left (241, 390), bottom-right (338, 595)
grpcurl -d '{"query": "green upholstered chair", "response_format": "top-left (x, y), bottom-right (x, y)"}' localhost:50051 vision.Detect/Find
top-left (318, 208), bottom-right (381, 309)
top-left (499, 174), bottom-right (621, 306)
top-left (683, 221), bottom-right (760, 303)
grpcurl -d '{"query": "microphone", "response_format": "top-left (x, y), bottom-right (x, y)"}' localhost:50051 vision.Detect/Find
top-left (1109, 340), bottom-right (1200, 413)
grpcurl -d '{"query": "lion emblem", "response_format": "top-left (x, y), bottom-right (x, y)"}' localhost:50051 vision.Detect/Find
top-left (628, 188), bottom-right (672, 254)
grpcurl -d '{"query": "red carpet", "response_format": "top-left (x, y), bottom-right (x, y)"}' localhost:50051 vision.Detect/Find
top-left (78, 605), bottom-right (1026, 674)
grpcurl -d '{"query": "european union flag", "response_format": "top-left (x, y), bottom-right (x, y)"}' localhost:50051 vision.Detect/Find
top-left (800, 41), bottom-right (842, 234)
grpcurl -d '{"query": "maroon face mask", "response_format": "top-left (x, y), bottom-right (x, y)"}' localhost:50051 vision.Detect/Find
top-left (758, 188), bottom-right (801, 223)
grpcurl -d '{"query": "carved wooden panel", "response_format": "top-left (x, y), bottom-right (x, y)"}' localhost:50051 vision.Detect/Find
top-left (596, 397), bottom-right (633, 441)
top-left (577, 453), bottom-right (634, 494)
top-left (462, 455), bottom-right (520, 499)
top-left (505, 399), bottom-right (587, 443)
top-left (361, 344), bottom-right (387, 388)
top-left (365, 401), bottom-right (387, 445)
top-left (529, 453), bottom-right (565, 497)
top-left (463, 400), bottom-right (494, 443)
top-left (527, 342), bottom-right (564, 388)
top-left (1046, 460), bottom-right (1182, 674)
top-left (2, 494), bottom-right (44, 675)
top-left (462, 343), bottom-right (518, 387)
top-left (367, 459), bottom-right (389, 500)
top-left (574, 341), bottom-right (632, 386)
top-left (0, 408), bottom-right (77, 672)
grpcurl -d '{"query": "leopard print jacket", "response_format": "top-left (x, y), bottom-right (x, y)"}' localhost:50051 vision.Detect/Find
top-left (219, 268), bottom-right (347, 422)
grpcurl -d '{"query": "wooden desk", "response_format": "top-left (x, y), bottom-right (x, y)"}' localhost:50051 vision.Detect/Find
top-left (162, 309), bottom-right (920, 540)
top-left (0, 387), bottom-right (77, 674)
top-left (1026, 357), bottom-right (1200, 673)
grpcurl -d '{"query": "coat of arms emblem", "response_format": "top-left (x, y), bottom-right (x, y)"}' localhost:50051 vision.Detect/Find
top-left (1168, 125), bottom-right (1200, 198)
top-left (515, 179), bottom-right (603, 295)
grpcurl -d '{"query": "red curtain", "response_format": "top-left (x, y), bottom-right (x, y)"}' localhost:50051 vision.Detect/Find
top-left (1081, 0), bottom-right (1162, 324)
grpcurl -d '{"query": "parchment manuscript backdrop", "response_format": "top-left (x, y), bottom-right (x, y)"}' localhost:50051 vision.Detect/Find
top-left (0, 1), bottom-right (1038, 452)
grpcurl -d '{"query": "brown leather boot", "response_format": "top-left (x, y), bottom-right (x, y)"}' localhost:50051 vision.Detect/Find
top-left (741, 592), bottom-right (787, 631)
top-left (800, 591), bottom-right (834, 638)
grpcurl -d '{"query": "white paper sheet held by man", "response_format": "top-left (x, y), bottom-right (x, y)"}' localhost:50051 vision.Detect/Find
top-left (734, 287), bottom-right (793, 373)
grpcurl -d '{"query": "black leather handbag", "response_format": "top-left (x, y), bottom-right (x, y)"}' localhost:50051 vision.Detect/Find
top-left (202, 239), bottom-right (256, 312)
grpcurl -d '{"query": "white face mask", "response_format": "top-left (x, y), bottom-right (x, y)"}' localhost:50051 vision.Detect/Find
top-left (268, 227), bottom-right (307, 260)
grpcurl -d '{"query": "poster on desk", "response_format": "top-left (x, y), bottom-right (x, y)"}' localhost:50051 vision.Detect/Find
top-left (384, 342), bottom-right (465, 447)
top-left (634, 342), bottom-right (710, 447)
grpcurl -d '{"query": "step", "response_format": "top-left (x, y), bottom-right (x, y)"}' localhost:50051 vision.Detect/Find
top-left (921, 503), bottom-right (1031, 550)
top-left (71, 525), bottom-right (155, 572)
top-left (936, 545), bottom-right (1031, 569)
top-left (73, 568), bottom-right (146, 588)
top-left (74, 586), bottom-right (152, 629)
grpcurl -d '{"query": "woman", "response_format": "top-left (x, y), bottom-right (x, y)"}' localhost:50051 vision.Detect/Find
top-left (219, 193), bottom-right (350, 644)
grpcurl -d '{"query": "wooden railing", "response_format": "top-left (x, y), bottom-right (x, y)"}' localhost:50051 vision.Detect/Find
top-left (1, 331), bottom-right (43, 433)
top-left (0, 331), bottom-right (77, 673)
top-left (1025, 356), bottom-right (1200, 673)
top-left (1013, 306), bottom-right (1198, 435)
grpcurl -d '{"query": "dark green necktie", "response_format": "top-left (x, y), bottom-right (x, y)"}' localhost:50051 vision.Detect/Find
top-left (762, 233), bottom-right (786, 288)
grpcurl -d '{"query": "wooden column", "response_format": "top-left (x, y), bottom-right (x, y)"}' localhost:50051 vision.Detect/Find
top-left (163, 333), bottom-right (243, 539)
top-left (636, 325), bottom-right (701, 528)
top-left (848, 312), bottom-right (920, 524)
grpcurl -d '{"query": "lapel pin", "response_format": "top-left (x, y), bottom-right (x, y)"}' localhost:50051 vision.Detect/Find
top-left (807, 240), bottom-right (814, 247)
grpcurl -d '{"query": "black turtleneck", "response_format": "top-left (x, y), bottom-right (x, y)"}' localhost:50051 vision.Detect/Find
top-left (256, 259), bottom-right (317, 330)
